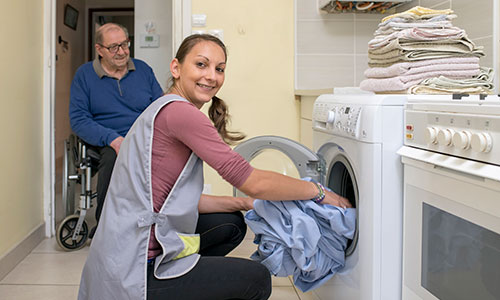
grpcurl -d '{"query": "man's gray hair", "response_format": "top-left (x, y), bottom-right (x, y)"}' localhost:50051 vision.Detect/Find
top-left (95, 23), bottom-right (129, 44)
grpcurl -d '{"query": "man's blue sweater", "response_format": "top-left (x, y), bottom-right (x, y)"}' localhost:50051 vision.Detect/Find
top-left (69, 58), bottom-right (163, 146)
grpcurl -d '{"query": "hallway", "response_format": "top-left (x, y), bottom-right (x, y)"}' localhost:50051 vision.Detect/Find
top-left (0, 229), bottom-right (317, 300)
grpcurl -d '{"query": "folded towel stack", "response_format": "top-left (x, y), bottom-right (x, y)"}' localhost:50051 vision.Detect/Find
top-left (360, 6), bottom-right (493, 94)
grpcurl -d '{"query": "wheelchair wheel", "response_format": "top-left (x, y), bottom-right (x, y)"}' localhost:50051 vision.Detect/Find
top-left (62, 135), bottom-right (77, 216)
top-left (56, 214), bottom-right (88, 251)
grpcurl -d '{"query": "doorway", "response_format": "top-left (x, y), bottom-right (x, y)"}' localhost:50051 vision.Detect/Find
top-left (53, 1), bottom-right (135, 229)
top-left (47, 0), bottom-right (190, 237)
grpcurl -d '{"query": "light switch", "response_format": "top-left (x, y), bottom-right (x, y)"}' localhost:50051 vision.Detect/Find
top-left (192, 14), bottom-right (207, 27)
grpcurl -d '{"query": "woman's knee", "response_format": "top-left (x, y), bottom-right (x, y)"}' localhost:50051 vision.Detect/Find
top-left (247, 262), bottom-right (272, 300)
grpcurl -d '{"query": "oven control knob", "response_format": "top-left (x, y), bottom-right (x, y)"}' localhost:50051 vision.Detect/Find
top-left (425, 127), bottom-right (438, 144)
top-left (326, 110), bottom-right (336, 124)
top-left (437, 128), bottom-right (454, 146)
top-left (452, 131), bottom-right (472, 150)
top-left (471, 132), bottom-right (492, 153)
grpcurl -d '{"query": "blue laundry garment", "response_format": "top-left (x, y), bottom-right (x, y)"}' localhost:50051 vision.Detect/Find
top-left (245, 185), bottom-right (356, 292)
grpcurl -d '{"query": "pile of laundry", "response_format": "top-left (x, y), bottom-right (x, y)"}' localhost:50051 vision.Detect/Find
top-left (245, 180), bottom-right (356, 292)
top-left (360, 6), bottom-right (494, 94)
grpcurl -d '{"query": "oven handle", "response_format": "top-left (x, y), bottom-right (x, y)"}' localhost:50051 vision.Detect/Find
top-left (397, 146), bottom-right (500, 183)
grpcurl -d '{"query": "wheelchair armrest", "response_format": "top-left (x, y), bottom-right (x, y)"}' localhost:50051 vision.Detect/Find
top-left (86, 148), bottom-right (101, 161)
top-left (75, 136), bottom-right (102, 161)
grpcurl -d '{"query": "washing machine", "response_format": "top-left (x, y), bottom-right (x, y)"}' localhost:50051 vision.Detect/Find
top-left (234, 94), bottom-right (406, 299)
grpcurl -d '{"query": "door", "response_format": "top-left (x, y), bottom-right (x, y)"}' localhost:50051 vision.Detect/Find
top-left (233, 135), bottom-right (323, 196)
top-left (399, 146), bottom-right (500, 300)
top-left (234, 134), bottom-right (359, 257)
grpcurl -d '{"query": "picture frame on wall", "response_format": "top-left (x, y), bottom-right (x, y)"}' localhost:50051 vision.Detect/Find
top-left (64, 4), bottom-right (79, 30)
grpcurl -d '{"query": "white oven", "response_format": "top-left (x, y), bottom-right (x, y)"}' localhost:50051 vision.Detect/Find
top-left (398, 95), bottom-right (500, 300)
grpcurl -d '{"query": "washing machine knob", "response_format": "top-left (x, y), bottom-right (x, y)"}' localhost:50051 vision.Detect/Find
top-left (452, 130), bottom-right (472, 150)
top-left (327, 110), bottom-right (336, 124)
top-left (425, 127), bottom-right (438, 144)
top-left (471, 132), bottom-right (492, 153)
top-left (437, 128), bottom-right (454, 146)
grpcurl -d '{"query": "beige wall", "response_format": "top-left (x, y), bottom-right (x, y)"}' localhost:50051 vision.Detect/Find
top-left (0, 0), bottom-right (44, 257)
top-left (191, 0), bottom-right (298, 196)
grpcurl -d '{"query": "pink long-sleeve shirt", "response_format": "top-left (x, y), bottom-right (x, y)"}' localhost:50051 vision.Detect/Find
top-left (148, 100), bottom-right (253, 258)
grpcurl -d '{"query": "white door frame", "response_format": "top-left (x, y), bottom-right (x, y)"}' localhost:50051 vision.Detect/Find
top-left (42, 0), bottom-right (192, 237)
top-left (43, 0), bottom-right (56, 237)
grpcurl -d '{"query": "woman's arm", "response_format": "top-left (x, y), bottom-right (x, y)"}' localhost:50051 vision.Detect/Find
top-left (198, 194), bottom-right (254, 213)
top-left (238, 169), bottom-right (352, 208)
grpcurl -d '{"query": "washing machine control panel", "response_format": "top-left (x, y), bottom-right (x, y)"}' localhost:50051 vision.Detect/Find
top-left (313, 101), bottom-right (362, 138)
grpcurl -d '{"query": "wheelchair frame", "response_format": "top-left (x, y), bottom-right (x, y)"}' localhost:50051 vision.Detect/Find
top-left (56, 134), bottom-right (98, 251)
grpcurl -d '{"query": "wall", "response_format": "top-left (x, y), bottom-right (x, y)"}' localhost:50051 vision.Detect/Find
top-left (296, 0), bottom-right (498, 90)
top-left (0, 0), bottom-right (44, 269)
top-left (295, 0), bottom-right (383, 89)
top-left (191, 0), bottom-right (298, 196)
top-left (134, 0), bottom-right (173, 90)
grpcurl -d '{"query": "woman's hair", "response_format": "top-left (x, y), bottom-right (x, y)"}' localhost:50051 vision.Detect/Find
top-left (168, 34), bottom-right (245, 145)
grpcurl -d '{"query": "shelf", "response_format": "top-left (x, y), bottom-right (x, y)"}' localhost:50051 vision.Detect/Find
top-left (318, 1), bottom-right (412, 14)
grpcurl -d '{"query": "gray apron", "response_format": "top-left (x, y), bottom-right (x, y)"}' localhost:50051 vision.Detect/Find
top-left (78, 95), bottom-right (204, 300)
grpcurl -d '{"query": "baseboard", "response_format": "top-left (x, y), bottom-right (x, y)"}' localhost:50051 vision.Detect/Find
top-left (0, 223), bottom-right (45, 281)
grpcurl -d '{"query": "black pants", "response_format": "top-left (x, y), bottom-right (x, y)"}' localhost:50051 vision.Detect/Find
top-left (94, 146), bottom-right (117, 224)
top-left (147, 212), bottom-right (272, 300)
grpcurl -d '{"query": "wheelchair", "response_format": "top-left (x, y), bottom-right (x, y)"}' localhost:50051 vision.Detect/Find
top-left (56, 134), bottom-right (100, 251)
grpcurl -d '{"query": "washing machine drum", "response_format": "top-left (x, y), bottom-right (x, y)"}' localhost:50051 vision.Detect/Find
top-left (326, 154), bottom-right (359, 256)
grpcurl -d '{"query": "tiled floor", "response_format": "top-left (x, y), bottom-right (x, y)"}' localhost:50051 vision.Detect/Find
top-left (0, 228), bottom-right (319, 300)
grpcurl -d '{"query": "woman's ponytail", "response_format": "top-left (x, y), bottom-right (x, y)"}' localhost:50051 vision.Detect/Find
top-left (209, 96), bottom-right (245, 145)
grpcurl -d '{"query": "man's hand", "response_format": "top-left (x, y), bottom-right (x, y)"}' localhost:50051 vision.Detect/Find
top-left (110, 136), bottom-right (124, 154)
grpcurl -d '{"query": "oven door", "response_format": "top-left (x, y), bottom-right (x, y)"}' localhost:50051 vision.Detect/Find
top-left (398, 146), bottom-right (500, 300)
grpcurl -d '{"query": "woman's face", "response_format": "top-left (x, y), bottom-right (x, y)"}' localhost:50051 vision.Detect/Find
top-left (170, 41), bottom-right (226, 108)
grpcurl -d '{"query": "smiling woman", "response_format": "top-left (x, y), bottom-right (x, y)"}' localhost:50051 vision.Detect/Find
top-left (168, 34), bottom-right (245, 145)
top-left (77, 33), bottom-right (350, 300)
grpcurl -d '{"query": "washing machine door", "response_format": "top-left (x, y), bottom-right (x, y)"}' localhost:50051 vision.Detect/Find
top-left (233, 135), bottom-right (324, 196)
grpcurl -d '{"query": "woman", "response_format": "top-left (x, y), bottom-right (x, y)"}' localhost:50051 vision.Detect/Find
top-left (78, 34), bottom-right (352, 300)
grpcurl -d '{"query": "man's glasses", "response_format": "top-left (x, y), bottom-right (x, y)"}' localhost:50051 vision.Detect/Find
top-left (99, 40), bottom-right (130, 54)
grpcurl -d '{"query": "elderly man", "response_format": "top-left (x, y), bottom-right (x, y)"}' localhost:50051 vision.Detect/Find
top-left (69, 23), bottom-right (163, 237)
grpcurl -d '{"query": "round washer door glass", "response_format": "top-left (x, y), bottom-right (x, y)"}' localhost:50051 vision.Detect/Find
top-left (324, 152), bottom-right (359, 257)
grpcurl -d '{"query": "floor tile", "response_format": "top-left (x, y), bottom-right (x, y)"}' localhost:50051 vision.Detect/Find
top-left (0, 284), bottom-right (79, 300)
top-left (228, 238), bottom-right (257, 259)
top-left (32, 237), bottom-right (90, 254)
top-left (272, 275), bottom-right (293, 287)
top-left (269, 286), bottom-right (300, 300)
top-left (294, 286), bottom-right (321, 300)
top-left (0, 252), bottom-right (87, 285)
top-left (244, 226), bottom-right (256, 240)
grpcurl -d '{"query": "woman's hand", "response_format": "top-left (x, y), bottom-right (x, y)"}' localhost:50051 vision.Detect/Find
top-left (239, 197), bottom-right (255, 211)
top-left (322, 190), bottom-right (353, 209)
